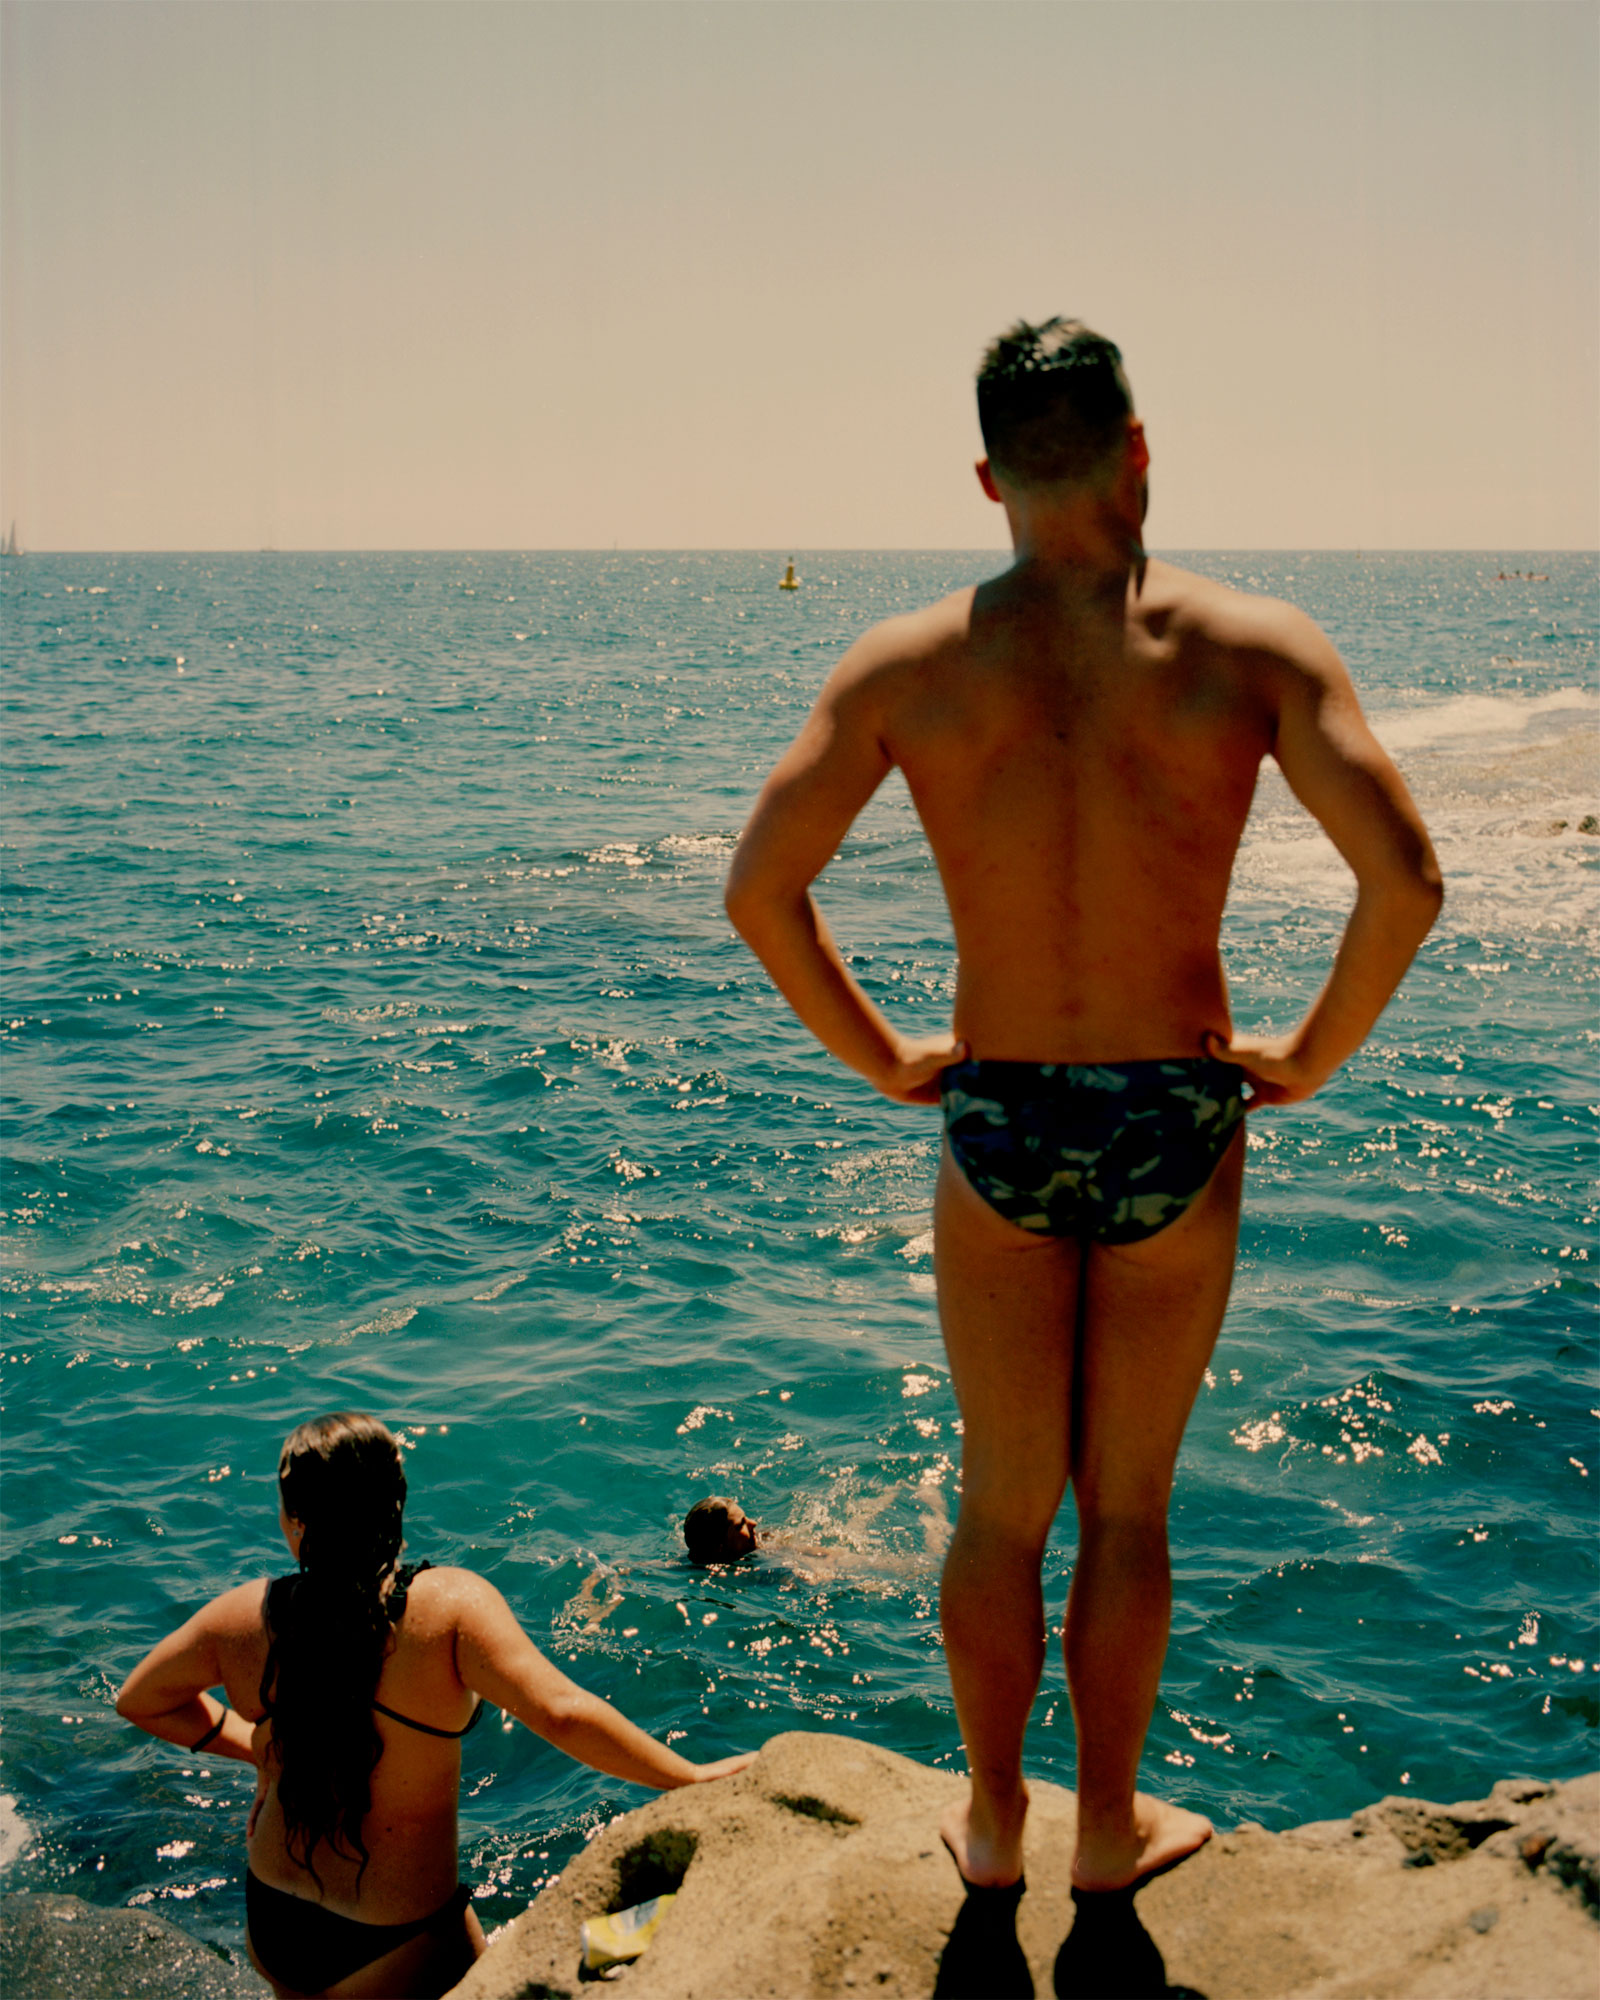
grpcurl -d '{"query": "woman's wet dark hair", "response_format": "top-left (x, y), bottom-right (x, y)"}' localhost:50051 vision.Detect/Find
top-left (259, 1413), bottom-right (407, 1885)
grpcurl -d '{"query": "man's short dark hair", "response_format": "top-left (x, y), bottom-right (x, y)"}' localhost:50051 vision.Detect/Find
top-left (976, 318), bottom-right (1134, 488)
top-left (683, 1496), bottom-right (736, 1565)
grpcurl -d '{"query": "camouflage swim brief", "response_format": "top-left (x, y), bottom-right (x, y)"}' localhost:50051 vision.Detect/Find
top-left (940, 1056), bottom-right (1247, 1244)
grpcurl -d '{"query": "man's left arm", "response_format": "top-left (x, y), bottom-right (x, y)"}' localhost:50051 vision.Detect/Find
top-left (1206, 604), bottom-right (1442, 1103)
top-left (724, 636), bottom-right (961, 1104)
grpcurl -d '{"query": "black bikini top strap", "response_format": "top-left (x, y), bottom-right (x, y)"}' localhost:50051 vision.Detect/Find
top-left (372, 1561), bottom-right (482, 1735)
top-left (371, 1695), bottom-right (485, 1740)
top-left (385, 1558), bottom-right (432, 1623)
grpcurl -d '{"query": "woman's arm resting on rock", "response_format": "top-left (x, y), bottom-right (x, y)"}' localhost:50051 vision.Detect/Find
top-left (455, 1576), bottom-right (754, 1788)
top-left (724, 638), bottom-right (962, 1106)
top-left (115, 1586), bottom-right (262, 1764)
top-left (1209, 611), bottom-right (1443, 1105)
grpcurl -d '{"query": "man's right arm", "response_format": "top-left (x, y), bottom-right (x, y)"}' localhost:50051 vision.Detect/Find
top-left (1206, 606), bottom-right (1443, 1103)
top-left (724, 625), bottom-right (962, 1104)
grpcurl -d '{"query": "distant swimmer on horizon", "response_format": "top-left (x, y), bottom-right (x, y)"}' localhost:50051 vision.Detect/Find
top-left (724, 318), bottom-right (1441, 1908)
top-left (117, 1414), bottom-right (753, 1999)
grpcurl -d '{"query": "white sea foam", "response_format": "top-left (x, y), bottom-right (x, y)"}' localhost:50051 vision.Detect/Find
top-left (7, 1263), bottom-right (151, 1305)
top-left (1370, 685), bottom-right (1596, 755)
top-left (0, 1794), bottom-right (31, 1870)
top-left (472, 1272), bottom-right (526, 1301)
top-left (1237, 676), bottom-right (1599, 933)
top-left (336, 1303), bottom-right (417, 1343)
top-left (677, 1404), bottom-right (732, 1433)
top-left (1234, 808), bottom-right (1599, 934)
top-left (170, 1279), bottom-right (227, 1312)
top-left (321, 1001), bottom-right (423, 1025)
top-left (659, 832), bottom-right (734, 861)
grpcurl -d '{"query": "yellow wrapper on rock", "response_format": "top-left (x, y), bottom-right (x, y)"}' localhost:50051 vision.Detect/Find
top-left (581, 1892), bottom-right (678, 1971)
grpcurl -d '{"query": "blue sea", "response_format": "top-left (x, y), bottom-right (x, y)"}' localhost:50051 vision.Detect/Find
top-left (1, 549), bottom-right (1595, 1955)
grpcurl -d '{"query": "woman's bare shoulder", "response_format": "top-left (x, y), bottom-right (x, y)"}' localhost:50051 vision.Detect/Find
top-left (398, 1564), bottom-right (506, 1629)
top-left (188, 1578), bottom-right (272, 1659)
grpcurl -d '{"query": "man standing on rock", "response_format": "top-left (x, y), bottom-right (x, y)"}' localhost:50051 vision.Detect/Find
top-left (724, 319), bottom-right (1441, 1896)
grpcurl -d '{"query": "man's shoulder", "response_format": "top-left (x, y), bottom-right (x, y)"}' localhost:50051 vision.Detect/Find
top-left (838, 587), bottom-right (978, 680)
top-left (1142, 560), bottom-right (1331, 664)
top-left (808, 589), bottom-right (977, 734)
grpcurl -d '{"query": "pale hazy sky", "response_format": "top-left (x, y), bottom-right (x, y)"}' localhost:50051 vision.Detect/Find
top-left (2, 0), bottom-right (1595, 551)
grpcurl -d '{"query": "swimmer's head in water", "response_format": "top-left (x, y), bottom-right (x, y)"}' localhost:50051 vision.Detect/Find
top-left (278, 1411), bottom-right (406, 1584)
top-left (683, 1496), bottom-right (759, 1565)
top-left (976, 318), bottom-right (1135, 490)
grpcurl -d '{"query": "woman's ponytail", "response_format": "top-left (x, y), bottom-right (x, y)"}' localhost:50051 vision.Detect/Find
top-left (259, 1414), bottom-right (407, 1886)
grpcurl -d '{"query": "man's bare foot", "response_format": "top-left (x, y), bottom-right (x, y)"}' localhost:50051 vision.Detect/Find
top-left (1070, 1792), bottom-right (1212, 1892)
top-left (940, 1784), bottom-right (1028, 1889)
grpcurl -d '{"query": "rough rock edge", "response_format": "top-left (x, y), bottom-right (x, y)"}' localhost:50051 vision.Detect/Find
top-left (2, 1752), bottom-right (1592, 2000)
top-left (448, 1737), bottom-right (1598, 2000)
top-left (1278, 1771), bottom-right (1598, 1905)
top-left (0, 1889), bottom-right (267, 1999)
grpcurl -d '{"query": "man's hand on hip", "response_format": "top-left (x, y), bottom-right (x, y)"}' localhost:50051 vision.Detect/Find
top-left (879, 1034), bottom-right (967, 1106)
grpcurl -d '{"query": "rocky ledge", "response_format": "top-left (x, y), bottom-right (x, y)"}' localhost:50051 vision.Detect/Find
top-left (2, 1740), bottom-right (1593, 2000)
top-left (0, 1890), bottom-right (265, 2000)
top-left (450, 1733), bottom-right (1597, 2000)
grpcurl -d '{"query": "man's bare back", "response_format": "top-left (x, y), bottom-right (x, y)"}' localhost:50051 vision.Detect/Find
top-left (728, 540), bottom-right (1436, 1106)
top-left (725, 318), bottom-right (1440, 1915)
top-left (819, 558), bottom-right (1314, 1062)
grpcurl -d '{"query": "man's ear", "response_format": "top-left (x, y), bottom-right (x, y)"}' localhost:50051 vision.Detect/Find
top-left (1126, 420), bottom-right (1150, 478)
top-left (975, 458), bottom-right (1003, 504)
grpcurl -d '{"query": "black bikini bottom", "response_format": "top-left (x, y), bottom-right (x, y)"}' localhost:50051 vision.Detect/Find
top-left (245, 1869), bottom-right (472, 1993)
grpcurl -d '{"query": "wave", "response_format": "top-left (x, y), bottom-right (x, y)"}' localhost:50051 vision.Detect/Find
top-left (1370, 686), bottom-right (1596, 755)
top-left (0, 1794), bottom-right (33, 1871)
top-left (1234, 807), bottom-right (1598, 935)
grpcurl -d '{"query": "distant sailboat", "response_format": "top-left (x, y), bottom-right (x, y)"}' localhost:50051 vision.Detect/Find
top-left (778, 559), bottom-right (799, 592)
top-left (1, 521), bottom-right (20, 558)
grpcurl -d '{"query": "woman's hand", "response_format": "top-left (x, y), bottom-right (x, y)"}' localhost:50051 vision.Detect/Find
top-left (1203, 1029), bottom-right (1328, 1108)
top-left (686, 1752), bottom-right (758, 1784)
top-left (878, 1035), bottom-right (965, 1106)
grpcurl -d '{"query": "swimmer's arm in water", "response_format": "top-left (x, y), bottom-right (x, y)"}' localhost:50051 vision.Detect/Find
top-left (725, 626), bottom-right (962, 1106)
top-left (453, 1573), bottom-right (754, 1788)
top-left (115, 1581), bottom-right (264, 1765)
top-left (917, 1478), bottom-right (952, 1560)
top-left (565, 1566), bottom-right (624, 1628)
top-left (1207, 603), bottom-right (1443, 1104)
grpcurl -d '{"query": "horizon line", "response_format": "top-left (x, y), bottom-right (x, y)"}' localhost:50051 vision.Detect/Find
top-left (2, 544), bottom-right (1595, 559)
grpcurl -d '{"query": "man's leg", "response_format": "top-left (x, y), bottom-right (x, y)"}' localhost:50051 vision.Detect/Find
top-left (934, 1144), bottom-right (1082, 1887)
top-left (1066, 1126), bottom-right (1245, 1889)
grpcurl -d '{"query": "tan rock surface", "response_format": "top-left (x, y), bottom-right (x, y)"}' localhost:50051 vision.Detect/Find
top-left (449, 1735), bottom-right (1597, 2000)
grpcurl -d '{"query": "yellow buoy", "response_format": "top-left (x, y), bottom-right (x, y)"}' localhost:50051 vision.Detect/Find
top-left (779, 560), bottom-right (799, 591)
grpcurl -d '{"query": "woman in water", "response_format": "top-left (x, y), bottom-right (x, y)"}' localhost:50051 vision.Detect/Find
top-left (117, 1413), bottom-right (753, 1998)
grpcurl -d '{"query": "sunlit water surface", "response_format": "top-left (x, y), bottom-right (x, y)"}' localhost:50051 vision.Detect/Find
top-left (1, 549), bottom-right (1595, 1953)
